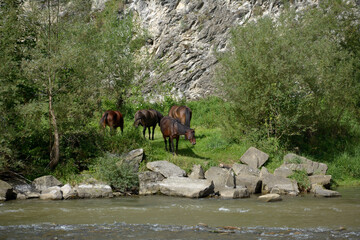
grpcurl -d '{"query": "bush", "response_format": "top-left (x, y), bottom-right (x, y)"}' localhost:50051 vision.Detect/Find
top-left (92, 153), bottom-right (139, 192)
top-left (217, 1), bottom-right (360, 147)
top-left (289, 170), bottom-right (311, 192)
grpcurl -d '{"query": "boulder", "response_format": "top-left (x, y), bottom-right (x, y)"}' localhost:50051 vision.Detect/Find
top-left (312, 184), bottom-right (341, 197)
top-left (120, 148), bottom-right (144, 172)
top-left (273, 165), bottom-right (294, 178)
top-left (61, 184), bottom-right (78, 199)
top-left (158, 177), bottom-right (214, 198)
top-left (258, 193), bottom-right (282, 202)
top-left (232, 163), bottom-right (260, 176)
top-left (240, 147), bottom-right (269, 169)
top-left (219, 187), bottom-right (249, 199)
top-left (32, 175), bottom-right (62, 192)
top-left (75, 183), bottom-right (113, 198)
top-left (204, 167), bottom-right (235, 193)
top-left (138, 171), bottom-right (165, 195)
top-left (308, 175), bottom-right (332, 188)
top-left (283, 153), bottom-right (328, 175)
top-left (40, 186), bottom-right (62, 200)
top-left (188, 164), bottom-right (205, 179)
top-left (146, 160), bottom-right (186, 178)
top-left (0, 172), bottom-right (37, 196)
top-left (261, 171), bottom-right (299, 195)
top-left (0, 180), bottom-right (16, 201)
top-left (235, 174), bottom-right (262, 194)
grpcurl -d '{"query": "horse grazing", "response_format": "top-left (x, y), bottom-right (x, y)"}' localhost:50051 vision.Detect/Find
top-left (160, 116), bottom-right (196, 155)
top-left (100, 110), bottom-right (124, 134)
top-left (168, 105), bottom-right (192, 127)
top-left (134, 109), bottom-right (164, 140)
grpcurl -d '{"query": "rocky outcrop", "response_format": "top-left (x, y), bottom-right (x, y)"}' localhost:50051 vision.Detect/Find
top-left (75, 183), bottom-right (113, 198)
top-left (158, 177), bottom-right (214, 198)
top-left (40, 186), bottom-right (63, 200)
top-left (260, 167), bottom-right (299, 195)
top-left (138, 171), bottom-right (165, 195)
top-left (240, 147), bottom-right (269, 169)
top-left (283, 153), bottom-right (328, 175)
top-left (188, 164), bottom-right (205, 179)
top-left (125, 0), bottom-right (319, 100)
top-left (258, 193), bottom-right (282, 202)
top-left (204, 167), bottom-right (235, 193)
top-left (0, 180), bottom-right (17, 201)
top-left (32, 175), bottom-right (62, 192)
top-left (146, 160), bottom-right (187, 177)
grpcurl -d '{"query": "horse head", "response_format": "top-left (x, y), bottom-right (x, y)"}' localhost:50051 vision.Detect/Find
top-left (185, 129), bottom-right (196, 145)
top-left (134, 111), bottom-right (144, 128)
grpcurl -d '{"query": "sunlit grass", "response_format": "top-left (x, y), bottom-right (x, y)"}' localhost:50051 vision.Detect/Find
top-left (136, 126), bottom-right (251, 174)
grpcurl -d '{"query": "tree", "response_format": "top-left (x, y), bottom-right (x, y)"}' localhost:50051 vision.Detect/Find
top-left (217, 0), bottom-right (360, 147)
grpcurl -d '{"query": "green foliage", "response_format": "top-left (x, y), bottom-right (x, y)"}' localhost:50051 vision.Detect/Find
top-left (92, 153), bottom-right (139, 192)
top-left (217, 1), bottom-right (360, 149)
top-left (289, 170), bottom-right (311, 192)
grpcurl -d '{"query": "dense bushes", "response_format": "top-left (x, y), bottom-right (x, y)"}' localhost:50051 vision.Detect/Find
top-left (217, 1), bottom-right (360, 153)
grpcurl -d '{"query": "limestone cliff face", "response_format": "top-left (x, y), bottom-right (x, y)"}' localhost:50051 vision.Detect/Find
top-left (89, 0), bottom-right (316, 100)
top-left (124, 0), bottom-right (319, 100)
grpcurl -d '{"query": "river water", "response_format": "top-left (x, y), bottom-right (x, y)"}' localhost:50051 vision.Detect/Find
top-left (0, 187), bottom-right (359, 239)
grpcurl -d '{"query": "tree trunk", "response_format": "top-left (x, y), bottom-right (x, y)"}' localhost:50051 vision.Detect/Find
top-left (49, 90), bottom-right (59, 169)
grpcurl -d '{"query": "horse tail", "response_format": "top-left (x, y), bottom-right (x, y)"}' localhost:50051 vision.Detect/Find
top-left (185, 107), bottom-right (191, 128)
top-left (100, 112), bottom-right (108, 128)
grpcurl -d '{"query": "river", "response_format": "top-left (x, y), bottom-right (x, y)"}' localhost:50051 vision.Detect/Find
top-left (0, 187), bottom-right (359, 239)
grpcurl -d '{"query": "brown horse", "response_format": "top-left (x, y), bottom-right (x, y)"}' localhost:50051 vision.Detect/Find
top-left (168, 105), bottom-right (192, 127)
top-left (160, 116), bottom-right (196, 155)
top-left (134, 109), bottom-right (163, 140)
top-left (100, 110), bottom-right (124, 134)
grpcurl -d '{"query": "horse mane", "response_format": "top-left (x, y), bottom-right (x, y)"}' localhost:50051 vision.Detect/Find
top-left (174, 119), bottom-right (192, 135)
top-left (156, 110), bottom-right (164, 126)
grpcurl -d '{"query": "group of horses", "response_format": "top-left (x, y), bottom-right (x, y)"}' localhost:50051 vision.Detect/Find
top-left (100, 106), bottom-right (196, 155)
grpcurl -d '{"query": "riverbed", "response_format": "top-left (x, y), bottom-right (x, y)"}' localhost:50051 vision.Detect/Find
top-left (0, 187), bottom-right (359, 239)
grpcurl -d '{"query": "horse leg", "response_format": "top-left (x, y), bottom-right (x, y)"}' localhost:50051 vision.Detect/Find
top-left (170, 137), bottom-right (175, 156)
top-left (164, 137), bottom-right (168, 152)
top-left (142, 126), bottom-right (146, 139)
top-left (175, 136), bottom-right (179, 155)
top-left (148, 127), bottom-right (151, 140)
top-left (152, 126), bottom-right (155, 140)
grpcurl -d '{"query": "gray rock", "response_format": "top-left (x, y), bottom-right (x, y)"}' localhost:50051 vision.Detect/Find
top-left (158, 177), bottom-right (214, 198)
top-left (40, 186), bottom-right (62, 200)
top-left (188, 164), bottom-right (205, 179)
top-left (120, 148), bottom-right (144, 172)
top-left (0, 180), bottom-right (16, 201)
top-left (146, 160), bottom-right (186, 178)
top-left (274, 165), bottom-right (294, 178)
top-left (204, 167), bottom-right (235, 193)
top-left (308, 175), bottom-right (332, 188)
top-left (75, 183), bottom-right (113, 198)
top-left (240, 147), bottom-right (269, 169)
top-left (219, 187), bottom-right (249, 199)
top-left (235, 174), bottom-right (262, 194)
top-left (261, 172), bottom-right (299, 195)
top-left (61, 184), bottom-right (78, 200)
top-left (138, 171), bottom-right (165, 195)
top-left (283, 153), bottom-right (328, 175)
top-left (312, 184), bottom-right (341, 197)
top-left (258, 193), bottom-right (282, 202)
top-left (232, 163), bottom-right (260, 176)
top-left (33, 175), bottom-right (62, 192)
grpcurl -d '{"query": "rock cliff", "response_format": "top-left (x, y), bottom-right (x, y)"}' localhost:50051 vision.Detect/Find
top-left (123, 0), bottom-right (318, 100)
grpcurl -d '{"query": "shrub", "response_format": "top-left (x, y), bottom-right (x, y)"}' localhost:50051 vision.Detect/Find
top-left (217, 1), bottom-right (360, 147)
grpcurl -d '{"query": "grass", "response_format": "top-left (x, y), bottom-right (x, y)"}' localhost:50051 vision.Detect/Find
top-left (138, 126), bottom-right (251, 174)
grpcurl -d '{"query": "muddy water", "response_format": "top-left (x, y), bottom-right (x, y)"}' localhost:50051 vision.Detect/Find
top-left (0, 187), bottom-right (359, 239)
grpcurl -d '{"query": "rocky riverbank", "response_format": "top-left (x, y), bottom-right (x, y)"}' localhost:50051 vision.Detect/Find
top-left (0, 147), bottom-right (340, 202)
